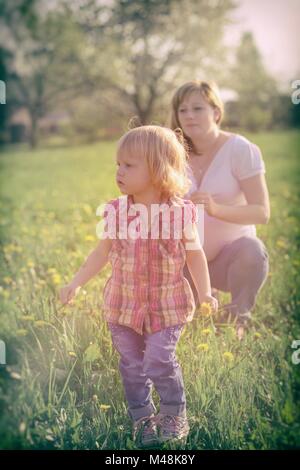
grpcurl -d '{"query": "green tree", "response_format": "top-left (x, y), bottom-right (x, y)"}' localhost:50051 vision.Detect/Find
top-left (74, 0), bottom-right (236, 125)
top-left (0, 0), bottom-right (38, 143)
top-left (2, 2), bottom-right (89, 147)
top-left (228, 32), bottom-right (278, 131)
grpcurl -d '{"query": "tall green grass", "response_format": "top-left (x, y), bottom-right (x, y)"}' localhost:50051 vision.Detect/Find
top-left (0, 131), bottom-right (299, 449)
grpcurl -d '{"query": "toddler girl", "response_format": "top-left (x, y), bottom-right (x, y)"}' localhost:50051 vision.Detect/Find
top-left (60, 125), bottom-right (217, 447)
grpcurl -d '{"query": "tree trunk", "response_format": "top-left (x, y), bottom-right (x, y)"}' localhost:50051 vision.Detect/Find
top-left (29, 112), bottom-right (38, 148)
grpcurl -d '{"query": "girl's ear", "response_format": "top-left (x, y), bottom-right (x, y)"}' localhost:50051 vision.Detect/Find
top-left (174, 127), bottom-right (184, 145)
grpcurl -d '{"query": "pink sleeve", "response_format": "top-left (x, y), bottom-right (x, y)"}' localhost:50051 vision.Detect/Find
top-left (232, 139), bottom-right (266, 181)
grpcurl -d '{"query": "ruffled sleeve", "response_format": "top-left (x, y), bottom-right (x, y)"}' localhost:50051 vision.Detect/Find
top-left (231, 136), bottom-right (266, 181)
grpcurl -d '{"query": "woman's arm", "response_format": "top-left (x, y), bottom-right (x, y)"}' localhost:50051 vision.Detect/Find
top-left (190, 173), bottom-right (270, 225)
top-left (183, 223), bottom-right (217, 310)
top-left (60, 237), bottom-right (112, 304)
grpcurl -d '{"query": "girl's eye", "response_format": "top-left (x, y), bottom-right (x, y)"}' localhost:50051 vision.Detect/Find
top-left (179, 109), bottom-right (186, 113)
top-left (125, 163), bottom-right (132, 168)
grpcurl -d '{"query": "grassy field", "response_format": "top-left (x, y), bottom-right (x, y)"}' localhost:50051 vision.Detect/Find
top-left (0, 130), bottom-right (300, 450)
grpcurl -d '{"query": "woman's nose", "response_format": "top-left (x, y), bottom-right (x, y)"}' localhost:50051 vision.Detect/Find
top-left (183, 109), bottom-right (194, 120)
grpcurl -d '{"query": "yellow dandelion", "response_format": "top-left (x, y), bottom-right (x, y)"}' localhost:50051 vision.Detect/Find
top-left (85, 234), bottom-right (96, 242)
top-left (20, 315), bottom-right (35, 322)
top-left (197, 343), bottom-right (209, 352)
top-left (276, 239), bottom-right (288, 249)
top-left (223, 351), bottom-right (234, 363)
top-left (4, 244), bottom-right (23, 254)
top-left (34, 320), bottom-right (49, 328)
top-left (200, 302), bottom-right (212, 317)
top-left (0, 287), bottom-right (10, 299)
top-left (254, 332), bottom-right (262, 339)
top-left (16, 329), bottom-right (28, 337)
top-left (52, 273), bottom-right (62, 285)
top-left (68, 351), bottom-right (77, 358)
top-left (99, 404), bottom-right (111, 411)
top-left (27, 260), bottom-right (35, 268)
top-left (82, 203), bottom-right (93, 215)
top-left (47, 268), bottom-right (57, 274)
top-left (201, 328), bottom-right (212, 336)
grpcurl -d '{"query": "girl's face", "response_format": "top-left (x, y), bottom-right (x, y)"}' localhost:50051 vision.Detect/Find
top-left (116, 150), bottom-right (153, 196)
top-left (177, 91), bottom-right (220, 142)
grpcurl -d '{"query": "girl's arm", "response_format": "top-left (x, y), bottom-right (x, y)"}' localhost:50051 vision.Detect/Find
top-left (60, 237), bottom-right (112, 305)
top-left (183, 223), bottom-right (218, 310)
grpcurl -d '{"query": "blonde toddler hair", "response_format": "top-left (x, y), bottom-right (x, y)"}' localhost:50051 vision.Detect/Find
top-left (116, 125), bottom-right (191, 199)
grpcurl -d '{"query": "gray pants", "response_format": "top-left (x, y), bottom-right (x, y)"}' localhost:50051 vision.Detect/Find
top-left (184, 236), bottom-right (269, 325)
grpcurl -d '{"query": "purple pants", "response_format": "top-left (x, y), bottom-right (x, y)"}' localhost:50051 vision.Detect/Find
top-left (184, 236), bottom-right (269, 324)
top-left (108, 323), bottom-right (186, 421)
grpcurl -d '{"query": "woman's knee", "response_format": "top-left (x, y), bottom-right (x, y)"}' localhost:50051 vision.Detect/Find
top-left (232, 237), bottom-right (269, 272)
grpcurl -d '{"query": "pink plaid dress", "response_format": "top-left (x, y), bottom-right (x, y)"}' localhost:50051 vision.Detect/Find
top-left (102, 194), bottom-right (197, 334)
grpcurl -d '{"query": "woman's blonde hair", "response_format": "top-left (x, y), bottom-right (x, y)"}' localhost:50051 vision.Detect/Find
top-left (116, 125), bottom-right (191, 199)
top-left (169, 80), bottom-right (224, 154)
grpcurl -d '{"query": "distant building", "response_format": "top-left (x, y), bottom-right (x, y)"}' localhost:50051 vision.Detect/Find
top-left (8, 108), bottom-right (71, 143)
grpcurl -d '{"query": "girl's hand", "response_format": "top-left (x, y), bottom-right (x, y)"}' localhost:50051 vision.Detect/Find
top-left (59, 283), bottom-right (79, 305)
top-left (199, 294), bottom-right (218, 314)
top-left (190, 191), bottom-right (219, 217)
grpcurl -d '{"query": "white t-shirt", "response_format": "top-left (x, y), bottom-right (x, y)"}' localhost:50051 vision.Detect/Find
top-left (186, 134), bottom-right (266, 261)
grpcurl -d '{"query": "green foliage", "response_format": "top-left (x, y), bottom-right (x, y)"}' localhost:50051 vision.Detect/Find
top-left (0, 131), bottom-right (300, 449)
top-left (226, 32), bottom-right (279, 132)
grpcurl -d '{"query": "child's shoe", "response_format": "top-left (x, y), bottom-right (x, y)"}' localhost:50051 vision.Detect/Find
top-left (156, 414), bottom-right (190, 444)
top-left (132, 414), bottom-right (159, 447)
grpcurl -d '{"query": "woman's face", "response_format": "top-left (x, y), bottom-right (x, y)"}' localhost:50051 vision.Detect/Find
top-left (177, 91), bottom-right (219, 142)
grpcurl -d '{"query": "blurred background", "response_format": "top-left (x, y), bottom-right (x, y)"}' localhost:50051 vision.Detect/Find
top-left (0, 0), bottom-right (299, 148)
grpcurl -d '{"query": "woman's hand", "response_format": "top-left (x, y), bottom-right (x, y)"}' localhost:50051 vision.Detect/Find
top-left (189, 191), bottom-right (219, 217)
top-left (59, 283), bottom-right (79, 305)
